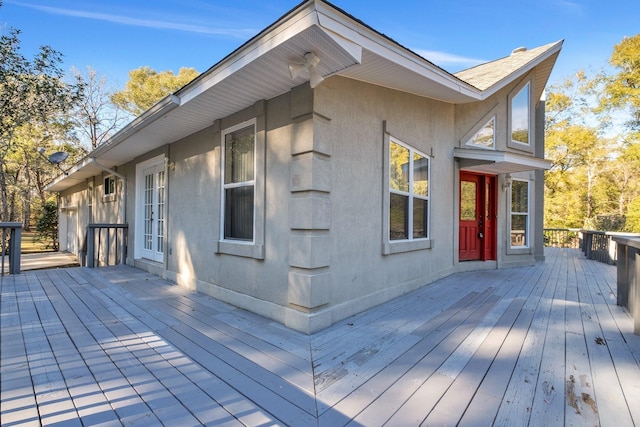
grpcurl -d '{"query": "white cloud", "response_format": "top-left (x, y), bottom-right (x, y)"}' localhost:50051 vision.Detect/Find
top-left (7, 1), bottom-right (255, 38)
top-left (413, 49), bottom-right (487, 69)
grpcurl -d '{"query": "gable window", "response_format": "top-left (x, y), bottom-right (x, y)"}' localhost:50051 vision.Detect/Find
top-left (389, 139), bottom-right (430, 241)
top-left (466, 116), bottom-right (495, 149)
top-left (510, 179), bottom-right (529, 247)
top-left (222, 121), bottom-right (255, 242)
top-left (510, 82), bottom-right (530, 145)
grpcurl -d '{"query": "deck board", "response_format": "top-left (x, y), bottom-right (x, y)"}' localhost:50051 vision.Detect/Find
top-left (3, 248), bottom-right (640, 426)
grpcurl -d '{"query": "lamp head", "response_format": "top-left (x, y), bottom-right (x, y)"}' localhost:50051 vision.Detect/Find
top-left (288, 51), bottom-right (324, 88)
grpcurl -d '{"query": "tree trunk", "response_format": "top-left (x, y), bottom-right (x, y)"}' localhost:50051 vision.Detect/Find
top-left (0, 168), bottom-right (8, 222)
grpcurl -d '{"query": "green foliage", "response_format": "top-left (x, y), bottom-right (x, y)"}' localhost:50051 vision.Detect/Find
top-left (0, 11), bottom-right (83, 223)
top-left (35, 200), bottom-right (59, 251)
top-left (601, 34), bottom-right (640, 129)
top-left (111, 66), bottom-right (199, 115)
top-left (545, 34), bottom-right (640, 232)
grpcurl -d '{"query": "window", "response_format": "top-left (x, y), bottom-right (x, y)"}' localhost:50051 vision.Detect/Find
top-left (222, 121), bottom-right (255, 242)
top-left (466, 116), bottom-right (495, 149)
top-left (389, 139), bottom-right (430, 241)
top-left (510, 179), bottom-right (529, 247)
top-left (511, 82), bottom-right (530, 145)
top-left (104, 176), bottom-right (116, 196)
top-left (103, 176), bottom-right (116, 202)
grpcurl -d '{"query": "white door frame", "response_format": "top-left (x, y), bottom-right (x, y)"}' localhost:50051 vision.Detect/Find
top-left (135, 155), bottom-right (166, 263)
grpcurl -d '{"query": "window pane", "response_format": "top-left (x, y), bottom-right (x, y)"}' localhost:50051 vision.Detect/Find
top-left (511, 83), bottom-right (530, 144)
top-left (224, 186), bottom-right (254, 240)
top-left (469, 117), bottom-right (495, 148)
top-left (390, 142), bottom-right (409, 192)
top-left (390, 193), bottom-right (408, 240)
top-left (511, 180), bottom-right (528, 213)
top-left (511, 214), bottom-right (527, 246)
top-left (460, 181), bottom-right (477, 221)
top-left (413, 198), bottom-right (428, 239)
top-left (225, 125), bottom-right (255, 184)
top-left (413, 153), bottom-right (429, 196)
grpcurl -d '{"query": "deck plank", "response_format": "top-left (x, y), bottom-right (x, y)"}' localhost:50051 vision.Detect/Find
top-left (2, 248), bottom-right (639, 426)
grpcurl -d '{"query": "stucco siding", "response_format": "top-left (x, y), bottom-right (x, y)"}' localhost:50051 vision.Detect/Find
top-left (316, 76), bottom-right (456, 315)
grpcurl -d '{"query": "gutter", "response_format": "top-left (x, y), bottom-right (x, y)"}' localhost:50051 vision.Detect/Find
top-left (90, 158), bottom-right (127, 224)
top-left (92, 94), bottom-right (181, 157)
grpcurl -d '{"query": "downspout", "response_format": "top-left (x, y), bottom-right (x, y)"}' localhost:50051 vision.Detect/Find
top-left (90, 158), bottom-right (127, 224)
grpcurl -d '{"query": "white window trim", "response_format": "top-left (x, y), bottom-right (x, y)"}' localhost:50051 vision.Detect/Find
top-left (465, 115), bottom-right (496, 150)
top-left (509, 178), bottom-right (530, 250)
top-left (507, 79), bottom-right (534, 153)
top-left (216, 116), bottom-right (265, 259)
top-left (382, 133), bottom-right (432, 255)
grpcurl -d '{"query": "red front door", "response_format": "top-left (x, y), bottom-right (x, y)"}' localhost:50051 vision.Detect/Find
top-left (459, 172), bottom-right (496, 261)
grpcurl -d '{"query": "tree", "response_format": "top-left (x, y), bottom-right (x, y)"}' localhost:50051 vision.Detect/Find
top-left (36, 200), bottom-right (59, 250)
top-left (544, 33), bottom-right (640, 232)
top-left (0, 22), bottom-right (82, 222)
top-left (111, 66), bottom-right (199, 116)
top-left (601, 34), bottom-right (640, 130)
top-left (70, 66), bottom-right (128, 149)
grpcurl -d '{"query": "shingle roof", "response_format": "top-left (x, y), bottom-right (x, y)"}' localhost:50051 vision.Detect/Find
top-left (455, 41), bottom-right (562, 91)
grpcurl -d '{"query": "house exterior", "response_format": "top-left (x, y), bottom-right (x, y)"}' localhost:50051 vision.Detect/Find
top-left (46, 0), bottom-right (562, 333)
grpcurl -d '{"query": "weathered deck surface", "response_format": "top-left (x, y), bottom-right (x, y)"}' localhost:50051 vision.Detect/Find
top-left (2, 248), bottom-right (639, 426)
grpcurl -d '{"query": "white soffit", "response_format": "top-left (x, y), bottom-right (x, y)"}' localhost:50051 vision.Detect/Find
top-left (454, 147), bottom-right (552, 174)
top-left (47, 0), bottom-right (560, 192)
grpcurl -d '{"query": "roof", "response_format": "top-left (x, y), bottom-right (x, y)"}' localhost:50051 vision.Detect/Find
top-left (46, 0), bottom-right (562, 192)
top-left (455, 41), bottom-right (563, 101)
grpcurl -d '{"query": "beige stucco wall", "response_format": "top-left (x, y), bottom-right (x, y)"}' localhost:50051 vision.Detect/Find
top-left (58, 72), bottom-right (545, 333)
top-left (311, 76), bottom-right (458, 327)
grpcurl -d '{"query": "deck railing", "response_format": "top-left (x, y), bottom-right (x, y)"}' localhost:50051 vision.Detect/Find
top-left (580, 230), bottom-right (640, 265)
top-left (612, 236), bottom-right (640, 335)
top-left (544, 228), bottom-right (640, 265)
top-left (86, 224), bottom-right (128, 268)
top-left (543, 228), bottom-right (581, 248)
top-left (0, 222), bottom-right (22, 274)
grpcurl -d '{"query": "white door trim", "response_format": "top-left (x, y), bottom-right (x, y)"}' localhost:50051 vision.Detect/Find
top-left (135, 154), bottom-right (166, 262)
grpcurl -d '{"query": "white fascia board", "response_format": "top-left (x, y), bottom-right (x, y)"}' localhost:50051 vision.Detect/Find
top-left (177, 5), bottom-right (320, 106)
top-left (45, 156), bottom-right (103, 192)
top-left (454, 147), bottom-right (552, 170)
top-left (315, 2), bottom-right (480, 101)
top-left (92, 95), bottom-right (180, 158)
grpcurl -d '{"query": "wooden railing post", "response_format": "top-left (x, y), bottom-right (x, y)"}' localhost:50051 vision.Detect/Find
top-left (613, 236), bottom-right (640, 335)
top-left (1, 222), bottom-right (22, 274)
top-left (87, 225), bottom-right (95, 268)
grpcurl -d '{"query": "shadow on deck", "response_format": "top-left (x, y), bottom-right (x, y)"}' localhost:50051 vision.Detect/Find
top-left (1, 248), bottom-right (639, 426)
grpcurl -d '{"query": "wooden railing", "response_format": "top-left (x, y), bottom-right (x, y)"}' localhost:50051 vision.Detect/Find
top-left (544, 228), bottom-right (640, 265)
top-left (0, 222), bottom-right (22, 274)
top-left (612, 236), bottom-right (640, 335)
top-left (580, 230), bottom-right (640, 265)
top-left (86, 224), bottom-right (128, 268)
top-left (543, 228), bottom-right (580, 248)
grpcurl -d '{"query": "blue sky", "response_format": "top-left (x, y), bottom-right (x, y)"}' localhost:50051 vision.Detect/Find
top-left (2, 0), bottom-right (639, 89)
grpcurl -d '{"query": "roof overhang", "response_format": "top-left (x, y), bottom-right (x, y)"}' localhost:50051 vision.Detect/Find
top-left (454, 147), bottom-right (552, 175)
top-left (45, 0), bottom-right (561, 192)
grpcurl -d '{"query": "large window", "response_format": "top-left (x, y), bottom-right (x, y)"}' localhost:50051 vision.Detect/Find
top-left (511, 82), bottom-right (530, 145)
top-left (510, 179), bottom-right (529, 247)
top-left (222, 122), bottom-right (255, 241)
top-left (389, 139), bottom-right (430, 241)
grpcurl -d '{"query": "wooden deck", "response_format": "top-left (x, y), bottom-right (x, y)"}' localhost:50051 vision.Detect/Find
top-left (2, 248), bottom-right (639, 426)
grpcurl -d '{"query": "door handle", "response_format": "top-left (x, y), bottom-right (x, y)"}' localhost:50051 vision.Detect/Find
top-left (478, 232), bottom-right (484, 239)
